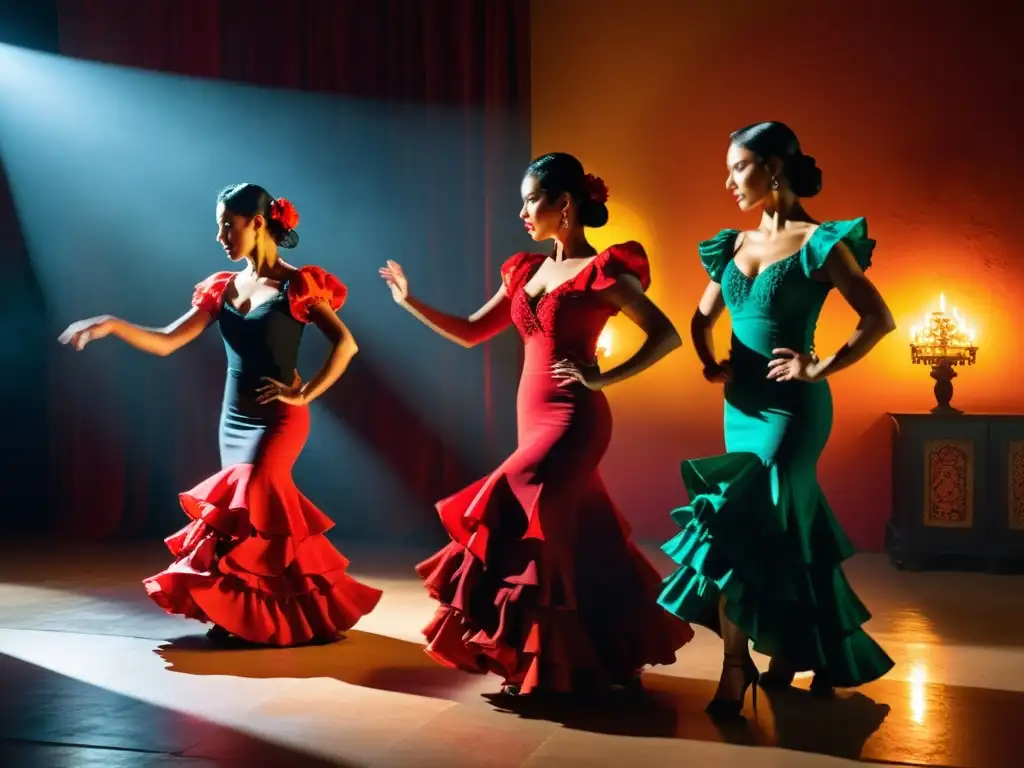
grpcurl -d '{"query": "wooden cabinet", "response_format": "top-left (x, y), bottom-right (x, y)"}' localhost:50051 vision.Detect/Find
top-left (887, 413), bottom-right (1024, 571)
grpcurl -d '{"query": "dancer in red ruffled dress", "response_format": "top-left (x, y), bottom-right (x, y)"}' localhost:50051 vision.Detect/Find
top-left (379, 153), bottom-right (694, 695)
top-left (59, 183), bottom-right (382, 645)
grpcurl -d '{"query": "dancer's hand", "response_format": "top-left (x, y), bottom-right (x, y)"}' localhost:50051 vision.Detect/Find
top-left (257, 372), bottom-right (307, 406)
top-left (702, 360), bottom-right (732, 384)
top-left (552, 358), bottom-right (605, 391)
top-left (58, 315), bottom-right (115, 351)
top-left (378, 260), bottom-right (409, 304)
top-left (767, 348), bottom-right (821, 382)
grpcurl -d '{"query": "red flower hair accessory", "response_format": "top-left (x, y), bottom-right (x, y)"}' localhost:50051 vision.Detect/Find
top-left (584, 173), bottom-right (609, 204)
top-left (270, 198), bottom-right (300, 230)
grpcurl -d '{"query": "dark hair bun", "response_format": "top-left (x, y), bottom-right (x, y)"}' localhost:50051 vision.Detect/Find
top-left (729, 123), bottom-right (824, 199)
top-left (218, 183), bottom-right (301, 248)
top-left (579, 200), bottom-right (609, 228)
top-left (785, 153), bottom-right (822, 198)
top-left (524, 152), bottom-right (610, 228)
top-left (275, 228), bottom-right (300, 249)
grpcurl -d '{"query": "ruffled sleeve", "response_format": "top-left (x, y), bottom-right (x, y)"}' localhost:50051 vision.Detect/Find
top-left (286, 265), bottom-right (348, 323)
top-left (500, 252), bottom-right (545, 295)
top-left (800, 217), bottom-right (875, 278)
top-left (590, 241), bottom-right (652, 292)
top-left (191, 271), bottom-right (234, 316)
top-left (698, 229), bottom-right (740, 283)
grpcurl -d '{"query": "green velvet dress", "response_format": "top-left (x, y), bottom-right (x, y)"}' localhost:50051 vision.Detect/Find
top-left (658, 218), bottom-right (894, 687)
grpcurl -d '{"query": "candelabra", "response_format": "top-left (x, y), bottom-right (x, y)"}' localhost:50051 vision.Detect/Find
top-left (909, 293), bottom-right (978, 414)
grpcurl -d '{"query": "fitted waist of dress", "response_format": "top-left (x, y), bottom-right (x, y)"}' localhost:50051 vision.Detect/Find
top-left (518, 356), bottom-right (604, 412)
top-left (730, 329), bottom-right (813, 363)
top-left (523, 338), bottom-right (597, 365)
top-left (226, 366), bottom-right (288, 396)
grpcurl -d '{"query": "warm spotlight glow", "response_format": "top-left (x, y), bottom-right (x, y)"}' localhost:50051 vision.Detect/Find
top-left (587, 200), bottom-right (658, 256)
top-left (597, 326), bottom-right (612, 357)
top-left (585, 200), bottom-right (654, 367)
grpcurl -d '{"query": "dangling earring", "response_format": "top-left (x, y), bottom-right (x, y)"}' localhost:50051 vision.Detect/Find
top-left (771, 176), bottom-right (780, 191)
top-left (560, 211), bottom-right (569, 229)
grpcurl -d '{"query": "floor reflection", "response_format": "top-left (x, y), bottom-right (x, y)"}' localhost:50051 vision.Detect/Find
top-left (1, 540), bottom-right (1023, 767)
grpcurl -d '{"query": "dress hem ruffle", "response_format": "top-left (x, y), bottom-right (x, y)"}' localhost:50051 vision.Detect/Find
top-left (144, 463), bottom-right (382, 647)
top-left (420, 467), bottom-right (694, 695)
top-left (657, 452), bottom-right (894, 688)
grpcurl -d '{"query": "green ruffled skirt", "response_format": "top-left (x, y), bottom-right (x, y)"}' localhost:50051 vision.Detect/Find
top-left (657, 451), bottom-right (893, 687)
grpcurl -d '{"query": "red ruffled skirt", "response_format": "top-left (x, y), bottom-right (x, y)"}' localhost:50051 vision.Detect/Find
top-left (417, 380), bottom-right (693, 694)
top-left (144, 403), bottom-right (381, 645)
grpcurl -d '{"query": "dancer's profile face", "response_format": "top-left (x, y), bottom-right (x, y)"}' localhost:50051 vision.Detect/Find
top-left (215, 202), bottom-right (260, 261)
top-left (519, 173), bottom-right (566, 241)
top-left (725, 143), bottom-right (773, 212)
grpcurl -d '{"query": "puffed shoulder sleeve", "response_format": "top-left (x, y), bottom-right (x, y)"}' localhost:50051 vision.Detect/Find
top-left (500, 252), bottom-right (544, 295)
top-left (800, 217), bottom-right (875, 278)
top-left (697, 229), bottom-right (740, 283)
top-left (286, 265), bottom-right (348, 323)
top-left (191, 271), bottom-right (234, 316)
top-left (591, 240), bottom-right (651, 292)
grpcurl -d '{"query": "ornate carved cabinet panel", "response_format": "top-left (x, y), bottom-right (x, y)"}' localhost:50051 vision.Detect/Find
top-left (987, 418), bottom-right (1024, 559)
top-left (888, 414), bottom-right (1024, 570)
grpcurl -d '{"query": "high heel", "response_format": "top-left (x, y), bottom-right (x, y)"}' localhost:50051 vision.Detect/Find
top-left (758, 658), bottom-right (796, 689)
top-left (705, 654), bottom-right (759, 720)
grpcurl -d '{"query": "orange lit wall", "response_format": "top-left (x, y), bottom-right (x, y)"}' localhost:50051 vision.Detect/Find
top-left (531, 0), bottom-right (1023, 549)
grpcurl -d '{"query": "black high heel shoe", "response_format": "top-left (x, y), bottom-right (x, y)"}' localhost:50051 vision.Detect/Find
top-left (705, 654), bottom-right (759, 720)
top-left (759, 659), bottom-right (835, 696)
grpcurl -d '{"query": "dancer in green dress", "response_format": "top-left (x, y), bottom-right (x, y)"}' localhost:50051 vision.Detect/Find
top-left (658, 122), bottom-right (897, 720)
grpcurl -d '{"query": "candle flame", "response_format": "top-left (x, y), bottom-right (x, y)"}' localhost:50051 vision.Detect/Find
top-left (911, 293), bottom-right (977, 351)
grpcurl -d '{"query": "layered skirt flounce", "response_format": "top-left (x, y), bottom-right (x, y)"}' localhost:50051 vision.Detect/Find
top-left (417, 470), bottom-right (693, 694)
top-left (145, 463), bottom-right (381, 646)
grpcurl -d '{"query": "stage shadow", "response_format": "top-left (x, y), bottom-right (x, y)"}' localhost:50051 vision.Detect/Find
top-left (155, 629), bottom-right (479, 702)
top-left (758, 684), bottom-right (891, 760)
top-left (484, 672), bottom-right (889, 760)
top-left (0, 652), bottom-right (351, 767)
top-left (156, 629), bottom-right (891, 755)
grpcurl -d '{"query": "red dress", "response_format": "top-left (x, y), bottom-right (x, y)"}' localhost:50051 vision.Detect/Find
top-left (144, 265), bottom-right (382, 645)
top-left (417, 243), bottom-right (694, 693)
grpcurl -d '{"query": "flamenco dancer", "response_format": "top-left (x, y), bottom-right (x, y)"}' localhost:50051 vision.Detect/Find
top-left (657, 122), bottom-right (896, 719)
top-left (379, 153), bottom-right (693, 696)
top-left (59, 183), bottom-right (382, 645)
